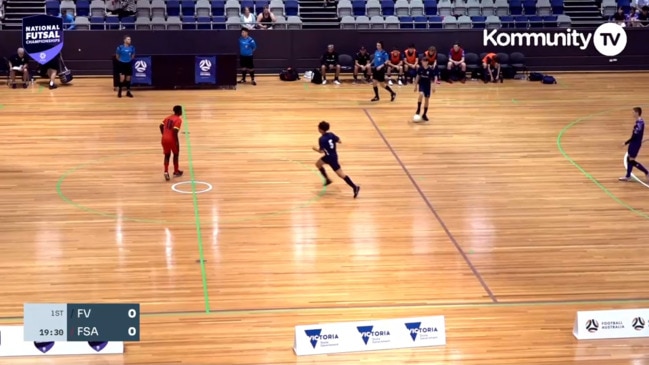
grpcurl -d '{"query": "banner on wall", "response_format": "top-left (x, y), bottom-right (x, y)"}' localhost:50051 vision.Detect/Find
top-left (22, 15), bottom-right (64, 65)
top-left (132, 56), bottom-right (152, 85)
top-left (194, 56), bottom-right (217, 84)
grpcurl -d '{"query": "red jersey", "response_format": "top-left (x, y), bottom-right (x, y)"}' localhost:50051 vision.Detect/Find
top-left (161, 115), bottom-right (182, 141)
top-left (424, 50), bottom-right (437, 63)
top-left (482, 52), bottom-right (497, 65)
top-left (404, 48), bottom-right (418, 64)
top-left (449, 47), bottom-right (464, 62)
top-left (389, 50), bottom-right (402, 64)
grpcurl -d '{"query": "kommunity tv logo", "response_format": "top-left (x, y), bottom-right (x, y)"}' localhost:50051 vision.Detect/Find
top-left (483, 23), bottom-right (627, 57)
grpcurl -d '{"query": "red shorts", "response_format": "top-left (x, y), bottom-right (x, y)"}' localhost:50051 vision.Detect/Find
top-left (161, 140), bottom-right (178, 155)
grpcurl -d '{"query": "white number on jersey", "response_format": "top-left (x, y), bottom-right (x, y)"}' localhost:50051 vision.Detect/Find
top-left (328, 139), bottom-right (335, 149)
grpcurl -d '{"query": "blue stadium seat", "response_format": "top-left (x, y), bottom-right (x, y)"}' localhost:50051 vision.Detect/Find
top-left (528, 14), bottom-right (542, 27)
top-left (197, 16), bottom-right (211, 29)
top-left (254, 0), bottom-right (269, 11)
top-left (618, 0), bottom-right (631, 12)
top-left (106, 16), bottom-right (120, 30)
top-left (76, 0), bottom-right (90, 16)
top-left (46, 0), bottom-right (59, 15)
top-left (181, 0), bottom-right (195, 16)
top-left (423, 0), bottom-right (437, 15)
top-left (381, 0), bottom-right (395, 15)
top-left (352, 0), bottom-right (365, 15)
top-left (285, 0), bottom-right (298, 15)
top-left (182, 15), bottom-right (196, 29)
top-left (499, 15), bottom-right (514, 27)
top-left (399, 16), bottom-right (414, 28)
top-left (550, 0), bottom-right (563, 13)
top-left (241, 0), bottom-right (254, 10)
top-left (509, 0), bottom-right (523, 15)
top-left (413, 15), bottom-right (427, 27)
top-left (542, 15), bottom-right (557, 26)
top-left (428, 15), bottom-right (443, 27)
top-left (211, 0), bottom-right (225, 15)
top-left (121, 16), bottom-right (136, 29)
top-left (513, 14), bottom-right (527, 27)
top-left (90, 16), bottom-right (104, 30)
top-left (523, 0), bottom-right (535, 14)
top-left (471, 15), bottom-right (486, 27)
top-left (167, 0), bottom-right (181, 16)
top-left (213, 15), bottom-right (226, 28)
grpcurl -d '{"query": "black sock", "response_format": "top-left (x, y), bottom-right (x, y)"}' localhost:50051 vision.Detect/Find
top-left (241, 70), bottom-right (247, 80)
top-left (385, 85), bottom-right (394, 94)
top-left (126, 80), bottom-right (131, 91)
top-left (250, 71), bottom-right (255, 80)
top-left (319, 167), bottom-right (329, 180)
top-left (373, 86), bottom-right (379, 98)
top-left (636, 161), bottom-right (649, 175)
top-left (353, 74), bottom-right (358, 80)
top-left (423, 107), bottom-right (428, 116)
top-left (343, 176), bottom-right (356, 189)
top-left (626, 160), bottom-right (634, 177)
top-left (416, 102), bottom-right (421, 114)
top-left (118, 82), bottom-right (123, 92)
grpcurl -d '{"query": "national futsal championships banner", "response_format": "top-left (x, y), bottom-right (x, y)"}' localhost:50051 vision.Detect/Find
top-left (195, 56), bottom-right (217, 84)
top-left (22, 15), bottom-right (64, 65)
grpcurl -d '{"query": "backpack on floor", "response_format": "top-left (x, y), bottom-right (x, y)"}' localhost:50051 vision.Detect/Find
top-left (310, 69), bottom-right (322, 84)
top-left (528, 72), bottom-right (544, 81)
top-left (279, 67), bottom-right (299, 81)
top-left (542, 75), bottom-right (557, 84)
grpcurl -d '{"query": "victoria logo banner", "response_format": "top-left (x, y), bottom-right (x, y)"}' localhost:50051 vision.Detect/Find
top-left (195, 56), bottom-right (217, 84)
top-left (22, 15), bottom-right (64, 65)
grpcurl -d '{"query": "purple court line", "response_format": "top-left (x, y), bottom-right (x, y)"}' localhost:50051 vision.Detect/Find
top-left (363, 108), bottom-right (498, 303)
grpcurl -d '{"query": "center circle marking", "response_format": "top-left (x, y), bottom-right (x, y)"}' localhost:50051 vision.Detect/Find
top-left (171, 181), bottom-right (213, 194)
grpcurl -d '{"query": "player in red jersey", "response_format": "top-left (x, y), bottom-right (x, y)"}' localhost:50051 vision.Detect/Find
top-left (160, 105), bottom-right (184, 181)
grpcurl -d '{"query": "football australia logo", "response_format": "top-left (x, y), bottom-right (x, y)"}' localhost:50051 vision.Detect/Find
top-left (632, 317), bottom-right (646, 331)
top-left (585, 319), bottom-right (599, 333)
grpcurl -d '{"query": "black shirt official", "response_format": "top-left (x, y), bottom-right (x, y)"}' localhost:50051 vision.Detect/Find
top-left (321, 48), bottom-right (339, 66)
top-left (355, 49), bottom-right (370, 66)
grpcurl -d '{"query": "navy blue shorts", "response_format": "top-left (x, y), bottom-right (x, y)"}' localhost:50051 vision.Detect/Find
top-left (321, 156), bottom-right (341, 171)
top-left (628, 144), bottom-right (641, 158)
top-left (419, 86), bottom-right (431, 98)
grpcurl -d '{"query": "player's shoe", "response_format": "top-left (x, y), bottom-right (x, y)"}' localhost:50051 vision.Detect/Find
top-left (251, 80), bottom-right (257, 86)
top-left (398, 79), bottom-right (403, 86)
top-left (371, 97), bottom-right (379, 102)
top-left (333, 80), bottom-right (341, 85)
top-left (422, 115), bottom-right (429, 122)
top-left (618, 176), bottom-right (631, 181)
top-left (238, 79), bottom-right (246, 84)
top-left (117, 91), bottom-right (122, 98)
top-left (164, 172), bottom-right (170, 181)
top-left (173, 171), bottom-right (184, 177)
top-left (353, 185), bottom-right (360, 199)
top-left (324, 178), bottom-right (333, 186)
top-left (126, 91), bottom-right (133, 97)
top-left (390, 93), bottom-right (396, 102)
top-left (388, 80), bottom-right (394, 86)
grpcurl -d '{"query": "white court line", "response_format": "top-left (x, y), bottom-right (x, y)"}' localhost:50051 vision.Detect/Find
top-left (623, 152), bottom-right (649, 188)
top-left (171, 181), bottom-right (213, 194)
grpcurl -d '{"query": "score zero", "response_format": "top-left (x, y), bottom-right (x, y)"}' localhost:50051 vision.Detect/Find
top-left (128, 308), bottom-right (137, 336)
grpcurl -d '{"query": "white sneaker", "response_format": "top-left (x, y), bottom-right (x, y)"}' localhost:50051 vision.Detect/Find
top-left (333, 80), bottom-right (341, 85)
top-left (398, 79), bottom-right (403, 86)
top-left (619, 176), bottom-right (631, 181)
top-left (322, 80), bottom-right (327, 85)
top-left (388, 80), bottom-right (393, 86)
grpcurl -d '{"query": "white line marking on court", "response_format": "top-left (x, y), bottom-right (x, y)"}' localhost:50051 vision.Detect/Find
top-left (623, 152), bottom-right (649, 188)
top-left (171, 181), bottom-right (213, 194)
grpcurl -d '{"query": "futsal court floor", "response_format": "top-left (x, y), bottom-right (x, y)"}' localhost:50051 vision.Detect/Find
top-left (0, 73), bottom-right (648, 365)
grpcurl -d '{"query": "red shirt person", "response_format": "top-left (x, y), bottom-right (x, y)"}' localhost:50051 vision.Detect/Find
top-left (447, 43), bottom-right (467, 83)
top-left (160, 105), bottom-right (184, 181)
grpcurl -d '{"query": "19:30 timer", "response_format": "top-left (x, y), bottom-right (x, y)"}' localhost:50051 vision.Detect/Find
top-left (39, 329), bottom-right (64, 336)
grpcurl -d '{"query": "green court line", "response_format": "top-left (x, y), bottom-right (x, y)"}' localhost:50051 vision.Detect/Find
top-left (180, 105), bottom-right (211, 313)
top-left (556, 106), bottom-right (649, 220)
top-left (55, 150), bottom-right (326, 225)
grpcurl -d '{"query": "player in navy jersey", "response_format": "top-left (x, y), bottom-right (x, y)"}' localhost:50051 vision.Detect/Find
top-left (413, 57), bottom-right (435, 122)
top-left (620, 107), bottom-right (648, 181)
top-left (313, 121), bottom-right (361, 198)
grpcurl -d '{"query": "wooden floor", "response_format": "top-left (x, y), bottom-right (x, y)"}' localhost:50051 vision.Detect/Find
top-left (1, 73), bottom-right (649, 364)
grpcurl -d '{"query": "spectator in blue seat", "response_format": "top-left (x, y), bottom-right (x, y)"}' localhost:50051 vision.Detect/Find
top-left (257, 6), bottom-right (276, 29)
top-left (61, 9), bottom-right (76, 30)
top-left (320, 44), bottom-right (341, 85)
top-left (241, 7), bottom-right (257, 29)
top-left (353, 46), bottom-right (372, 83)
top-left (611, 7), bottom-right (628, 26)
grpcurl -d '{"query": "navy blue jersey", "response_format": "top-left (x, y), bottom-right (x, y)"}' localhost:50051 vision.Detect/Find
top-left (319, 132), bottom-right (340, 158)
top-left (626, 118), bottom-right (645, 146)
top-left (417, 66), bottom-right (435, 87)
